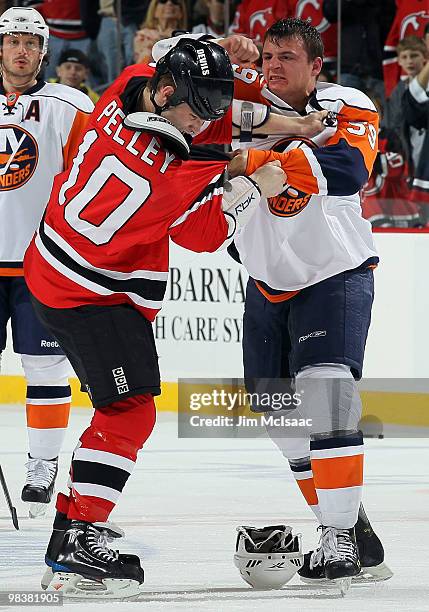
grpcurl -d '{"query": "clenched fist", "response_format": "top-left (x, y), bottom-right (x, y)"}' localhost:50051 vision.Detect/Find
top-left (217, 35), bottom-right (259, 67)
top-left (250, 161), bottom-right (286, 198)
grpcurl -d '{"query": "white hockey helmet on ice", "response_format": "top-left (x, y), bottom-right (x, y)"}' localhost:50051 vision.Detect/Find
top-left (234, 524), bottom-right (303, 589)
top-left (0, 7), bottom-right (49, 55)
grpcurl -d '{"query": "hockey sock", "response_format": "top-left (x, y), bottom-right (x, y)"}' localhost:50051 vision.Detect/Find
top-left (288, 458), bottom-right (322, 523)
top-left (66, 393), bottom-right (156, 522)
top-left (310, 430), bottom-right (364, 528)
top-left (26, 384), bottom-right (71, 459)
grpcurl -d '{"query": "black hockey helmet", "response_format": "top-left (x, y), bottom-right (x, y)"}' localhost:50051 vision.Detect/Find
top-left (151, 38), bottom-right (234, 121)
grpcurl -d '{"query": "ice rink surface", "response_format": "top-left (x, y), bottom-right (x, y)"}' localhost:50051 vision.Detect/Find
top-left (0, 404), bottom-right (428, 612)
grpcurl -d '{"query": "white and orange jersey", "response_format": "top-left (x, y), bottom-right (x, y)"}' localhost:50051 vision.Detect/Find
top-left (0, 80), bottom-right (93, 274)
top-left (231, 69), bottom-right (379, 292)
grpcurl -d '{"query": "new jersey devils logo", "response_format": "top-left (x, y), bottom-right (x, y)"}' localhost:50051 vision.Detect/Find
top-left (0, 125), bottom-right (38, 191)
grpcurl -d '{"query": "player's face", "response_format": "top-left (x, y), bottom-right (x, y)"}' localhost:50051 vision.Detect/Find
top-left (162, 102), bottom-right (205, 136)
top-left (56, 61), bottom-right (88, 89)
top-left (1, 33), bottom-right (43, 80)
top-left (262, 37), bottom-right (322, 109)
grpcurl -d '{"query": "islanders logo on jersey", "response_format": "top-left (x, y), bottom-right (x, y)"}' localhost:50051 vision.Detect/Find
top-left (0, 125), bottom-right (38, 191)
top-left (267, 137), bottom-right (314, 218)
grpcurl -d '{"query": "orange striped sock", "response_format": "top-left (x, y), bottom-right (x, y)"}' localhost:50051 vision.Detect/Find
top-left (289, 459), bottom-right (321, 522)
top-left (26, 385), bottom-right (71, 459)
top-left (310, 432), bottom-right (364, 528)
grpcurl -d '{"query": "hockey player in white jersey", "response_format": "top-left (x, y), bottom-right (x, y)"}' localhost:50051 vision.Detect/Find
top-left (0, 7), bottom-right (94, 516)
top-left (155, 19), bottom-right (393, 594)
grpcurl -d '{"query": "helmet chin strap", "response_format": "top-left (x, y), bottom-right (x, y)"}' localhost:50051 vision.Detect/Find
top-left (150, 88), bottom-right (170, 116)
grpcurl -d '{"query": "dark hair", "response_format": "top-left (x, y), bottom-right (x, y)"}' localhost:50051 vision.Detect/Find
top-left (264, 18), bottom-right (324, 61)
top-left (424, 23), bottom-right (429, 36)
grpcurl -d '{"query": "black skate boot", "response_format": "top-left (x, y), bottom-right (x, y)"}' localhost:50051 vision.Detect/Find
top-left (299, 526), bottom-right (360, 596)
top-left (21, 456), bottom-right (58, 518)
top-left (355, 504), bottom-right (393, 581)
top-left (298, 503), bottom-right (393, 584)
top-left (46, 520), bottom-right (143, 599)
top-left (42, 512), bottom-right (144, 591)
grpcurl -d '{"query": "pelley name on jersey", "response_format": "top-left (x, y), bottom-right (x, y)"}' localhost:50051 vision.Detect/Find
top-left (232, 72), bottom-right (380, 292)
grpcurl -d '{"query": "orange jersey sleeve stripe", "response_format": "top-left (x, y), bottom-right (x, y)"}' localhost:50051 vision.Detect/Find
top-left (296, 477), bottom-right (319, 506)
top-left (62, 109), bottom-right (92, 170)
top-left (246, 148), bottom-right (320, 194)
top-left (26, 403), bottom-right (71, 429)
top-left (328, 104), bottom-right (379, 176)
top-left (311, 454), bottom-right (364, 489)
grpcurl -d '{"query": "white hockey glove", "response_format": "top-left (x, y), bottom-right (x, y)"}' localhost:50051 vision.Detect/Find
top-left (222, 161), bottom-right (286, 238)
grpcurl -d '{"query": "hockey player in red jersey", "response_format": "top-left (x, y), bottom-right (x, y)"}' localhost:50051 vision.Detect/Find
top-left (24, 37), bottom-right (286, 599)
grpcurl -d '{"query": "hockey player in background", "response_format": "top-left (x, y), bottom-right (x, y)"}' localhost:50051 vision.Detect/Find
top-left (154, 19), bottom-right (393, 594)
top-left (24, 37), bottom-right (287, 598)
top-left (0, 7), bottom-right (94, 517)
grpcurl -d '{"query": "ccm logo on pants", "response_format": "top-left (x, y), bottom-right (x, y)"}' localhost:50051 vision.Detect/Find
top-left (112, 367), bottom-right (129, 393)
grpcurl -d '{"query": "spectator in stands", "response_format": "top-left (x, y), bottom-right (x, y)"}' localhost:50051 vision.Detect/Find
top-left (192, 0), bottom-right (225, 37)
top-left (383, 0), bottom-right (429, 98)
top-left (323, 0), bottom-right (395, 103)
top-left (362, 93), bottom-right (420, 228)
top-left (402, 52), bottom-right (429, 224)
top-left (50, 49), bottom-right (99, 104)
top-left (230, 0), bottom-right (277, 43)
top-left (384, 37), bottom-right (427, 134)
top-left (133, 0), bottom-right (187, 64)
top-left (28, 0), bottom-right (99, 80)
top-left (425, 23), bottom-right (429, 54)
top-left (97, 0), bottom-right (150, 85)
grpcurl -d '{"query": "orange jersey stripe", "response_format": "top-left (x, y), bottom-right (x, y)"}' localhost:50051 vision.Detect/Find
top-left (26, 403), bottom-right (71, 429)
top-left (254, 280), bottom-right (300, 303)
top-left (0, 268), bottom-right (24, 276)
top-left (312, 454), bottom-right (364, 490)
top-left (296, 477), bottom-right (319, 506)
top-left (62, 109), bottom-right (92, 170)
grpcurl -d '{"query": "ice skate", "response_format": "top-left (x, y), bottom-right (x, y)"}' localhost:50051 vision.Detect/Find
top-left (299, 504), bottom-right (393, 584)
top-left (45, 520), bottom-right (143, 599)
top-left (307, 526), bottom-right (360, 596)
top-left (354, 504), bottom-right (393, 582)
top-left (234, 524), bottom-right (303, 589)
top-left (21, 456), bottom-right (58, 518)
top-left (41, 511), bottom-right (144, 590)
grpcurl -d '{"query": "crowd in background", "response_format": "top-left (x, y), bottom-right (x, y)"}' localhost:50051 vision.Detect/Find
top-left (5, 0), bottom-right (429, 228)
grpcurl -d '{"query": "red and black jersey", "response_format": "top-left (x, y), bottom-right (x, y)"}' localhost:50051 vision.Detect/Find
top-left (230, 0), bottom-right (277, 42)
top-left (24, 64), bottom-right (229, 322)
top-left (277, 1), bottom-right (337, 67)
top-left (362, 129), bottom-right (420, 227)
top-left (383, 0), bottom-right (429, 97)
top-left (27, 0), bottom-right (88, 39)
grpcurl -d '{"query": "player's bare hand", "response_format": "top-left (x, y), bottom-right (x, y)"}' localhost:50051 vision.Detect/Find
top-left (250, 161), bottom-right (286, 198)
top-left (296, 110), bottom-right (329, 138)
top-left (217, 35), bottom-right (259, 66)
top-left (228, 149), bottom-right (249, 178)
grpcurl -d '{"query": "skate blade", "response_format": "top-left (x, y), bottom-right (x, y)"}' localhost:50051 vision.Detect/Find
top-left (357, 561), bottom-right (393, 582)
top-left (335, 576), bottom-right (352, 597)
top-left (41, 567), bottom-right (53, 590)
top-left (28, 502), bottom-right (48, 518)
top-left (300, 561), bottom-right (394, 586)
top-left (46, 572), bottom-right (141, 600)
